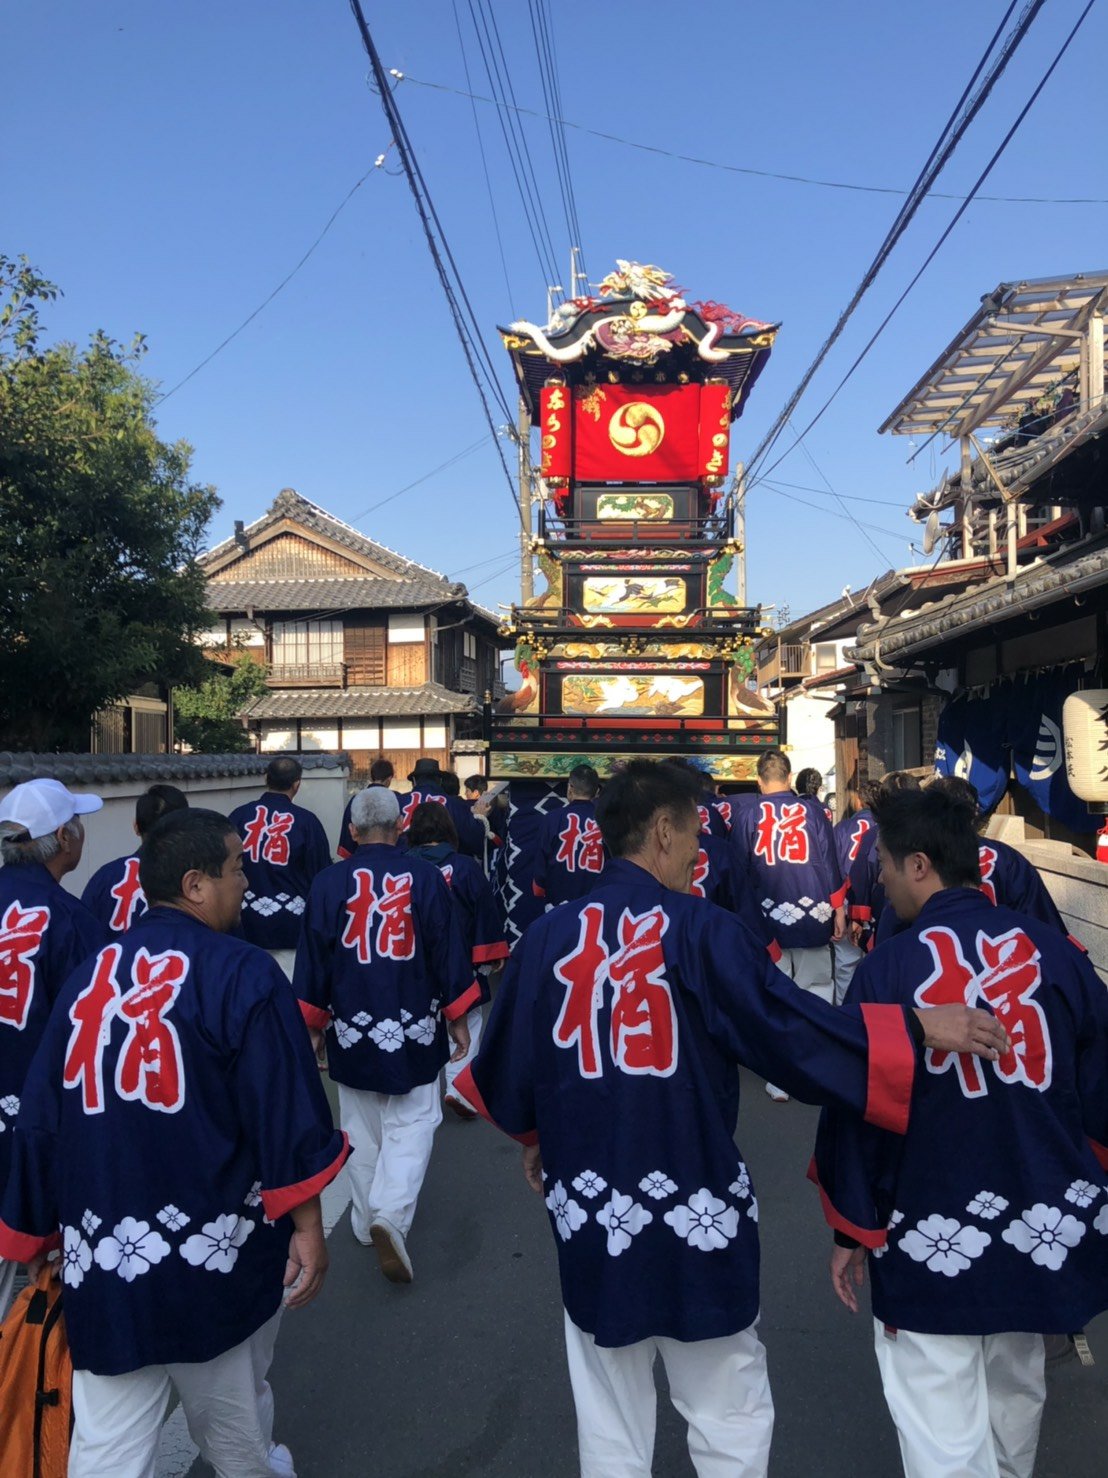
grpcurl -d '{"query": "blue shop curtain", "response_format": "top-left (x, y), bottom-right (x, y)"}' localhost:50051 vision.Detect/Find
top-left (934, 687), bottom-right (1010, 812)
top-left (1010, 666), bottom-right (1097, 833)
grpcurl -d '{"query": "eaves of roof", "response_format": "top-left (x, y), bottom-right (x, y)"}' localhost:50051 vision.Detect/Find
top-left (206, 577), bottom-right (460, 614)
top-left (239, 683), bottom-right (478, 722)
top-left (0, 752), bottom-right (347, 790)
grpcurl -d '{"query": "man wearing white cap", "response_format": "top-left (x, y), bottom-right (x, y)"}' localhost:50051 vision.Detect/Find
top-left (0, 778), bottom-right (108, 1315)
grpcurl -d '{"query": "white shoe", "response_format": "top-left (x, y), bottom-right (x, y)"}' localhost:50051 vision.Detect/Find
top-left (268, 1443), bottom-right (296, 1478)
top-left (370, 1216), bottom-right (413, 1283)
top-left (765, 1083), bottom-right (790, 1103)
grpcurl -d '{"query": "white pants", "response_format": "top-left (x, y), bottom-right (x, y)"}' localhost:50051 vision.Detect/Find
top-left (70, 1309), bottom-right (282, 1478)
top-left (338, 1080), bottom-right (441, 1240)
top-left (777, 945), bottom-right (834, 1001)
top-left (0, 1256), bottom-right (18, 1322)
top-left (873, 1319), bottom-right (1045, 1478)
top-left (563, 1312), bottom-right (774, 1477)
top-left (832, 936), bottom-right (863, 1006)
top-left (443, 1006), bottom-right (484, 1095)
top-left (267, 948), bottom-right (297, 982)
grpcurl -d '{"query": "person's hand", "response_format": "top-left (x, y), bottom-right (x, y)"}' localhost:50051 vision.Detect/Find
top-left (522, 1142), bottom-right (543, 1194)
top-left (914, 1005), bottom-right (1010, 1059)
top-left (850, 921), bottom-right (864, 947)
top-left (26, 1253), bottom-right (58, 1283)
top-left (447, 1013), bottom-right (471, 1062)
top-left (283, 1219), bottom-right (329, 1309)
top-left (830, 1244), bottom-right (867, 1312)
top-left (831, 905), bottom-right (846, 943)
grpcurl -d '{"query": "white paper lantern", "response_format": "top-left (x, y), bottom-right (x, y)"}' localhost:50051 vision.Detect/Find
top-left (1062, 690), bottom-right (1108, 804)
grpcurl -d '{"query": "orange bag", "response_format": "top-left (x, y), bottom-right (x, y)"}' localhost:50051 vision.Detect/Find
top-left (0, 1267), bottom-right (72, 1477)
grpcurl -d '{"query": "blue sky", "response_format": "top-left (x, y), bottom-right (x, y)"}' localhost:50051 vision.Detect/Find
top-left (7, 1), bottom-right (1106, 623)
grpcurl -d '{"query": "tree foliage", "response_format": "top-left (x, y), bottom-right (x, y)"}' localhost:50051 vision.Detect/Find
top-left (174, 652), bottom-right (270, 754)
top-left (0, 256), bottom-right (220, 750)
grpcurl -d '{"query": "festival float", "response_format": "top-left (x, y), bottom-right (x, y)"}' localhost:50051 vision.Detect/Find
top-left (485, 262), bottom-right (781, 940)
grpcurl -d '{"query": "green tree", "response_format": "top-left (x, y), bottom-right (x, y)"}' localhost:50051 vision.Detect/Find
top-left (0, 256), bottom-right (220, 750)
top-left (174, 652), bottom-right (270, 754)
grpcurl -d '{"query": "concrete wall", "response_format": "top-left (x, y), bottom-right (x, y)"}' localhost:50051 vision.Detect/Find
top-left (783, 694), bottom-right (837, 782)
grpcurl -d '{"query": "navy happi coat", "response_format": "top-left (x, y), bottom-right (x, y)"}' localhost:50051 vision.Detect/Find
top-left (691, 830), bottom-right (778, 960)
top-left (0, 863), bottom-right (107, 1190)
top-left (697, 793), bottom-right (732, 839)
top-left (731, 792), bottom-right (846, 951)
top-left (294, 844), bottom-right (478, 1094)
top-left (0, 906), bottom-right (347, 1375)
top-left (814, 888), bottom-right (1108, 1335)
top-left (398, 784), bottom-right (486, 861)
top-left (533, 800), bottom-right (607, 907)
top-left (228, 792), bottom-right (331, 951)
top-left (407, 841), bottom-right (509, 1005)
top-left (459, 858), bottom-right (919, 1348)
top-left (81, 852), bottom-right (147, 934)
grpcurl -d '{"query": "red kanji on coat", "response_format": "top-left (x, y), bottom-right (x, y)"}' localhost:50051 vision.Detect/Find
top-left (691, 849), bottom-right (710, 899)
top-left (978, 845), bottom-right (998, 906)
top-left (0, 901), bottom-right (51, 1032)
top-left (610, 906), bottom-right (677, 1076)
top-left (116, 948), bottom-right (187, 1113)
top-left (401, 791), bottom-right (446, 831)
top-left (109, 857), bottom-right (145, 933)
top-left (578, 821), bottom-right (604, 874)
top-left (917, 927), bottom-right (987, 1097)
top-left (376, 873), bottom-right (416, 961)
top-left (555, 813), bottom-right (585, 871)
top-left (753, 801), bottom-right (810, 866)
top-left (553, 902), bottom-right (608, 1078)
top-left (63, 944), bottom-right (123, 1114)
top-left (242, 806), bottom-right (294, 865)
top-left (978, 928), bottom-right (1051, 1091)
top-left (847, 817), bottom-right (871, 864)
top-left (697, 806), bottom-right (712, 834)
top-left (342, 869), bottom-right (378, 964)
top-left (715, 800), bottom-right (732, 832)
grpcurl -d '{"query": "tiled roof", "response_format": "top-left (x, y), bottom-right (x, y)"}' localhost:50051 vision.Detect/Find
top-left (0, 752), bottom-right (347, 790)
top-left (206, 576), bottom-right (460, 614)
top-left (239, 683), bottom-right (478, 722)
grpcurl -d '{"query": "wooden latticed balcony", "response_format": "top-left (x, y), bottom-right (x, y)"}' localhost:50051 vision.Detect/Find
top-left (757, 642), bottom-right (810, 687)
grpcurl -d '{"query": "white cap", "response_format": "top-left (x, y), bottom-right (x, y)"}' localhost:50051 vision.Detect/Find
top-left (0, 779), bottom-right (104, 839)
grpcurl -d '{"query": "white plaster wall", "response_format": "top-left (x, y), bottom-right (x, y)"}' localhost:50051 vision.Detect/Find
top-left (784, 694), bottom-right (837, 783)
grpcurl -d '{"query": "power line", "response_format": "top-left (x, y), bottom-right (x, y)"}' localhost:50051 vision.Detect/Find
top-left (528, 0), bottom-right (587, 283)
top-left (156, 158), bottom-right (386, 405)
top-left (762, 476), bottom-right (911, 508)
top-left (751, 0), bottom-right (1098, 491)
top-left (347, 435), bottom-right (492, 525)
top-left (393, 69), bottom-right (1108, 207)
top-left (757, 482), bottom-right (909, 543)
top-left (347, 0), bottom-right (523, 532)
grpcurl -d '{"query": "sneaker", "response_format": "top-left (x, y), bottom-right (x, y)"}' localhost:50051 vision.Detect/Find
top-left (444, 1093), bottom-right (478, 1121)
top-left (268, 1443), bottom-right (296, 1478)
top-left (765, 1083), bottom-right (790, 1103)
top-left (351, 1220), bottom-right (373, 1247)
top-left (370, 1216), bottom-right (413, 1283)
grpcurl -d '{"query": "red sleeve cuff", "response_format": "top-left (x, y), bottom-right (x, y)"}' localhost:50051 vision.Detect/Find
top-left (830, 881), bottom-right (848, 909)
top-left (453, 1065), bottom-right (539, 1146)
top-left (860, 1002), bottom-right (915, 1135)
top-left (1089, 1137), bottom-right (1108, 1172)
top-left (261, 1132), bottom-right (351, 1222)
top-left (532, 882), bottom-right (546, 898)
top-left (806, 1158), bottom-right (888, 1251)
top-left (299, 1000), bottom-right (331, 1031)
top-left (0, 1219), bottom-right (60, 1263)
top-left (850, 904), bottom-right (872, 923)
top-left (473, 941), bottom-right (510, 965)
top-left (766, 939), bottom-right (782, 964)
top-left (443, 981), bottom-right (482, 1021)
top-left (337, 844), bottom-right (353, 860)
top-left (1067, 933), bottom-right (1087, 954)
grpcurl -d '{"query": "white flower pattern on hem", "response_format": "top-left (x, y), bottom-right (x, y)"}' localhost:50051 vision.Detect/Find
top-left (1065, 1179), bottom-right (1100, 1209)
top-left (369, 1019), bottom-right (404, 1052)
top-left (872, 1210), bottom-right (905, 1260)
top-left (404, 1015), bottom-right (437, 1046)
top-left (156, 1204), bottom-right (190, 1233)
top-left (1094, 1204), bottom-right (1108, 1236)
top-left (729, 1166), bottom-right (751, 1200)
top-left (664, 1189), bottom-right (740, 1252)
top-left (899, 1215), bottom-right (990, 1276)
top-left (333, 1019), bottom-right (363, 1050)
top-left (80, 1209), bottom-right (102, 1237)
top-left (545, 1181), bottom-right (587, 1242)
top-left (352, 1012), bottom-right (373, 1027)
top-left (93, 1218), bottom-right (172, 1282)
top-left (0, 1095), bottom-right (20, 1117)
top-left (596, 1191), bottom-right (653, 1256)
top-left (639, 1171), bottom-right (678, 1200)
top-left (572, 1171), bottom-right (607, 1200)
top-left (1002, 1204), bottom-right (1087, 1270)
top-left (180, 1214), bottom-right (255, 1273)
top-left (966, 1191), bottom-right (1008, 1220)
top-left (243, 1183), bottom-right (263, 1209)
top-left (747, 1197), bottom-right (759, 1224)
top-left (61, 1226), bottom-right (93, 1288)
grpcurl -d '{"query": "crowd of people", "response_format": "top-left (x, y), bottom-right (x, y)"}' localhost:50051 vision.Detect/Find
top-left (0, 747), bottom-right (1102, 1477)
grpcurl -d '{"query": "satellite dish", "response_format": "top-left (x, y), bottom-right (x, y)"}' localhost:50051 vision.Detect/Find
top-left (922, 510), bottom-right (941, 555)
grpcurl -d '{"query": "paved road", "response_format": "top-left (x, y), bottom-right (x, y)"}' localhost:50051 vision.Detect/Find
top-left (178, 1068), bottom-right (1108, 1477)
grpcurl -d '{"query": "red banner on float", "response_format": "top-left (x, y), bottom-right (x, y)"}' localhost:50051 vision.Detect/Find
top-left (573, 384), bottom-right (701, 482)
top-left (698, 383), bottom-right (731, 483)
top-left (539, 384), bottom-right (572, 483)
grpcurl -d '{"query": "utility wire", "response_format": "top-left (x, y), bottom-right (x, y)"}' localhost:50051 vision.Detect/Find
top-left (347, 0), bottom-right (523, 531)
top-left (156, 159), bottom-right (384, 405)
top-left (392, 70), bottom-right (1108, 207)
top-left (528, 0), bottom-right (587, 284)
top-left (762, 476), bottom-right (911, 508)
top-left (347, 435), bottom-right (492, 525)
top-left (751, 0), bottom-right (1098, 491)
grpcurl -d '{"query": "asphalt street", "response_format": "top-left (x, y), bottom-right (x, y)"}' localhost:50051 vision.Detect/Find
top-left (181, 1067), bottom-right (1108, 1478)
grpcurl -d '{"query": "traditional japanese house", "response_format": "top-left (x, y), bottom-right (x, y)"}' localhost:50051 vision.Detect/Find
top-left (198, 489), bottom-right (505, 780)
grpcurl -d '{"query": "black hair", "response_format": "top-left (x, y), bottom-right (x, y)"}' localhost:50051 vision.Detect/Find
top-left (877, 769), bottom-right (921, 800)
top-left (369, 757), bottom-right (394, 784)
top-left (757, 749), bottom-right (791, 783)
top-left (139, 809), bottom-right (239, 904)
top-left (928, 775), bottom-right (985, 832)
top-left (857, 778), bottom-right (882, 810)
top-left (871, 787), bottom-right (980, 888)
top-left (595, 760), bottom-right (699, 858)
top-left (135, 783), bottom-right (189, 838)
top-left (568, 763), bottom-right (600, 799)
top-left (265, 755), bottom-right (302, 792)
top-left (464, 774), bottom-right (488, 794)
top-left (795, 767), bottom-right (822, 797)
top-left (438, 771), bottom-right (461, 796)
top-left (407, 801), bottom-right (459, 849)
